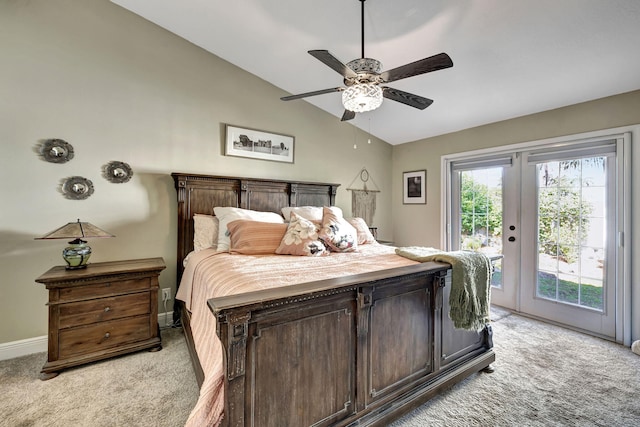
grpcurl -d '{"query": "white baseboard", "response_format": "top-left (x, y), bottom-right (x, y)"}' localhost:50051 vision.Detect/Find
top-left (0, 311), bottom-right (174, 361)
top-left (0, 336), bottom-right (48, 361)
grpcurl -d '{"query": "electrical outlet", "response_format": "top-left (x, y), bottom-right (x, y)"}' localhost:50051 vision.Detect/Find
top-left (162, 288), bottom-right (171, 303)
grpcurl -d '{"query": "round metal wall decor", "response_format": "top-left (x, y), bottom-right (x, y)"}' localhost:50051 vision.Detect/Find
top-left (102, 161), bottom-right (133, 183)
top-left (61, 176), bottom-right (94, 200)
top-left (41, 139), bottom-right (74, 163)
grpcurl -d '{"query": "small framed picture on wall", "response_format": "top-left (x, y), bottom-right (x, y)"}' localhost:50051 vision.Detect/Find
top-left (403, 170), bottom-right (426, 204)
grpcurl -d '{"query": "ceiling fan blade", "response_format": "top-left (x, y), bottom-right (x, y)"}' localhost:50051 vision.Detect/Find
top-left (341, 110), bottom-right (356, 121)
top-left (382, 87), bottom-right (434, 110)
top-left (308, 50), bottom-right (358, 79)
top-left (281, 87), bottom-right (343, 101)
top-left (380, 53), bottom-right (453, 83)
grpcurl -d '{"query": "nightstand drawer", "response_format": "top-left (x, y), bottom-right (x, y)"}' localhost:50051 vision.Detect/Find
top-left (59, 277), bottom-right (151, 301)
top-left (59, 292), bottom-right (150, 329)
top-left (59, 315), bottom-right (151, 359)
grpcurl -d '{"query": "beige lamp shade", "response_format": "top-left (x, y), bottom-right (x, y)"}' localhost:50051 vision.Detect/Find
top-left (37, 219), bottom-right (114, 241)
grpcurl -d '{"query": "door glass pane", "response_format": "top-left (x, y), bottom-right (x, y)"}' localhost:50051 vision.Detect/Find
top-left (458, 168), bottom-right (503, 288)
top-left (535, 157), bottom-right (606, 311)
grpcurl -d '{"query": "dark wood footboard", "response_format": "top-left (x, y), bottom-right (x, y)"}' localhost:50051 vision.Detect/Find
top-left (209, 262), bottom-right (495, 427)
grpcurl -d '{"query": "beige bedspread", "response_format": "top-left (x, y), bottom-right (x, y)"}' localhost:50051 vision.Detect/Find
top-left (176, 244), bottom-right (418, 427)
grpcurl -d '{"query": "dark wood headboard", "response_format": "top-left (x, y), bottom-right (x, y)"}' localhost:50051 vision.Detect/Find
top-left (171, 172), bottom-right (340, 286)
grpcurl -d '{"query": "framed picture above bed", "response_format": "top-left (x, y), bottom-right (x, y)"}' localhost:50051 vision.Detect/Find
top-left (224, 124), bottom-right (294, 163)
top-left (403, 169), bottom-right (426, 204)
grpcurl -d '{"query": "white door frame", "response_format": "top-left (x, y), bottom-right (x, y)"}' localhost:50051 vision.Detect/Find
top-left (441, 126), bottom-right (633, 345)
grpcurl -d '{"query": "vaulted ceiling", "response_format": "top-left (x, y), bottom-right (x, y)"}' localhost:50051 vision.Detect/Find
top-left (111, 0), bottom-right (640, 145)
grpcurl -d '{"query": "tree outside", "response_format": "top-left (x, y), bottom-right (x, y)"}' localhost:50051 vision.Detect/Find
top-left (538, 174), bottom-right (592, 264)
top-left (459, 171), bottom-right (502, 252)
top-left (535, 159), bottom-right (603, 309)
top-left (459, 169), bottom-right (503, 288)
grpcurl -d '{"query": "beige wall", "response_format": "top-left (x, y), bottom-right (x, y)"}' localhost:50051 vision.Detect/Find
top-left (0, 0), bottom-right (393, 344)
top-left (392, 90), bottom-right (640, 341)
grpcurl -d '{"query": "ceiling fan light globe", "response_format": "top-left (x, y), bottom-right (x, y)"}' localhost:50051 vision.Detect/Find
top-left (342, 83), bottom-right (383, 113)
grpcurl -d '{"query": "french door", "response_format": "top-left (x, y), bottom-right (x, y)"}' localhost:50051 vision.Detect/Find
top-left (519, 141), bottom-right (619, 337)
top-left (446, 136), bottom-right (627, 339)
top-left (449, 155), bottom-right (519, 310)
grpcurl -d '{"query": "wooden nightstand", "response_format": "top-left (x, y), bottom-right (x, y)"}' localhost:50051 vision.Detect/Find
top-left (35, 257), bottom-right (166, 380)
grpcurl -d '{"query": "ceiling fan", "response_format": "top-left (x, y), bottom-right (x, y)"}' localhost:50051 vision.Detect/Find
top-left (280, 0), bottom-right (453, 121)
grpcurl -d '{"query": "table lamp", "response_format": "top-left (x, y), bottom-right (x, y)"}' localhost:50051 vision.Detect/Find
top-left (36, 219), bottom-right (114, 269)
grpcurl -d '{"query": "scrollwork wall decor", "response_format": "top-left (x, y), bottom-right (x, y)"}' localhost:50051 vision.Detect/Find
top-left (39, 139), bottom-right (74, 163)
top-left (35, 138), bottom-right (135, 199)
top-left (60, 176), bottom-right (94, 200)
top-left (102, 161), bottom-right (133, 183)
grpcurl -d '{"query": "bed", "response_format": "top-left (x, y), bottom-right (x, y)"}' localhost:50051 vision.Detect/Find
top-left (172, 172), bottom-right (495, 427)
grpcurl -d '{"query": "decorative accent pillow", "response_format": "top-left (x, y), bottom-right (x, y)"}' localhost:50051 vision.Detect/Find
top-left (281, 206), bottom-right (343, 222)
top-left (227, 220), bottom-right (288, 255)
top-left (213, 207), bottom-right (285, 252)
top-left (319, 207), bottom-right (358, 252)
top-left (346, 217), bottom-right (376, 245)
top-left (276, 212), bottom-right (329, 256)
top-left (193, 214), bottom-right (219, 252)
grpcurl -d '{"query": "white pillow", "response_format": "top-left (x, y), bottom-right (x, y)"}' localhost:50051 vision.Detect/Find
top-left (213, 207), bottom-right (285, 252)
top-left (281, 206), bottom-right (343, 222)
top-left (193, 214), bottom-right (219, 252)
top-left (281, 206), bottom-right (323, 222)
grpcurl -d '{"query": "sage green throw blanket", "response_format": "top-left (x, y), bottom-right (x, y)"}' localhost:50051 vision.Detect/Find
top-left (395, 247), bottom-right (492, 331)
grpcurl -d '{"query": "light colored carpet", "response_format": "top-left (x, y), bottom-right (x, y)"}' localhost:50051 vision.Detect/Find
top-left (1, 310), bottom-right (639, 427)
top-left (390, 308), bottom-right (640, 426)
top-left (0, 326), bottom-right (198, 427)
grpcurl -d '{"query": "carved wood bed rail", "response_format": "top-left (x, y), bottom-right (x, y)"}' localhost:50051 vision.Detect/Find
top-left (171, 172), bottom-right (495, 427)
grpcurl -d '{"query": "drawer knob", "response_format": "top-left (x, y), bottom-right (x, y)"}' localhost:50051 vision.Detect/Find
top-left (104, 332), bottom-right (110, 339)
top-left (104, 307), bottom-right (111, 312)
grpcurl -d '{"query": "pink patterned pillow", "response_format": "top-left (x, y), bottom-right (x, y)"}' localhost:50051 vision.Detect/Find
top-left (319, 207), bottom-right (358, 252)
top-left (276, 212), bottom-right (329, 256)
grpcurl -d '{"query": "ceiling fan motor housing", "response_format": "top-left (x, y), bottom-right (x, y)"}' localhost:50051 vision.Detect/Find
top-left (346, 58), bottom-right (382, 85)
top-left (347, 58), bottom-right (382, 73)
